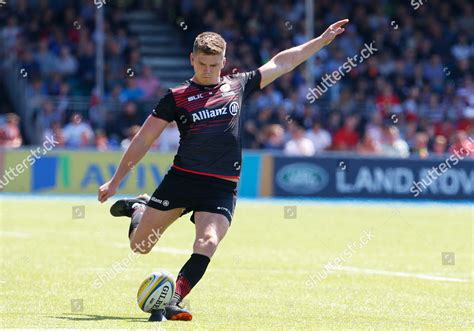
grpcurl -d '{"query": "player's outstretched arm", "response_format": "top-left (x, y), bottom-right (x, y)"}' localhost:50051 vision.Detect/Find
top-left (259, 19), bottom-right (349, 89)
top-left (97, 116), bottom-right (169, 202)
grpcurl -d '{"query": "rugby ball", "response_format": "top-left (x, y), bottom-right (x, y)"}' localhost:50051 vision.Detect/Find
top-left (137, 270), bottom-right (175, 312)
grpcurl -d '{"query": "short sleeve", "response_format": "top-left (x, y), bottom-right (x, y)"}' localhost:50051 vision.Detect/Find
top-left (238, 69), bottom-right (262, 100)
top-left (152, 90), bottom-right (176, 122)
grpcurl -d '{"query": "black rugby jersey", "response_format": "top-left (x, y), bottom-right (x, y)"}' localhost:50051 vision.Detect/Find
top-left (152, 70), bottom-right (262, 179)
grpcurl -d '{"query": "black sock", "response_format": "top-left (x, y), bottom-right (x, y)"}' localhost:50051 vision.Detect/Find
top-left (171, 253), bottom-right (211, 304)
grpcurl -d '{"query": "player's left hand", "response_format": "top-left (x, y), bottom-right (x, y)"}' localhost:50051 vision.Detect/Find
top-left (98, 180), bottom-right (118, 203)
top-left (320, 19), bottom-right (349, 46)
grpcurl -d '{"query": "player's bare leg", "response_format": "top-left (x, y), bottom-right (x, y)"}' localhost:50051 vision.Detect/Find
top-left (129, 206), bottom-right (183, 253)
top-left (164, 212), bottom-right (230, 321)
top-left (109, 195), bottom-right (182, 253)
top-left (111, 196), bottom-right (186, 321)
top-left (193, 212), bottom-right (230, 257)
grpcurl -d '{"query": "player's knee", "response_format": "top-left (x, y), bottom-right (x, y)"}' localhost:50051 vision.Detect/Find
top-left (194, 234), bottom-right (219, 253)
top-left (130, 240), bottom-right (153, 254)
top-left (129, 227), bottom-right (162, 254)
top-left (130, 244), bottom-right (151, 254)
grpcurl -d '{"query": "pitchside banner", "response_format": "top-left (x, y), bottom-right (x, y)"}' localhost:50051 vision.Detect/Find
top-left (0, 150), bottom-right (174, 194)
top-left (0, 149), bottom-right (263, 196)
top-left (273, 156), bottom-right (474, 200)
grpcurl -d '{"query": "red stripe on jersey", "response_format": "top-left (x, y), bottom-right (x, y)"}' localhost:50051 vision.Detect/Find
top-left (181, 88), bottom-right (240, 107)
top-left (172, 165), bottom-right (240, 180)
top-left (189, 118), bottom-right (229, 127)
top-left (183, 97), bottom-right (239, 113)
top-left (174, 86), bottom-right (239, 105)
top-left (174, 83), bottom-right (242, 103)
top-left (173, 86), bottom-right (218, 103)
top-left (188, 129), bottom-right (232, 135)
top-left (171, 85), bottom-right (200, 95)
top-left (173, 87), bottom-right (215, 100)
top-left (203, 94), bottom-right (239, 108)
top-left (189, 118), bottom-right (229, 128)
top-left (189, 122), bottom-right (228, 131)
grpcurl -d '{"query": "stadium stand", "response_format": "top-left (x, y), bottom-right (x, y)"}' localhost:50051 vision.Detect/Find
top-left (1, 0), bottom-right (473, 158)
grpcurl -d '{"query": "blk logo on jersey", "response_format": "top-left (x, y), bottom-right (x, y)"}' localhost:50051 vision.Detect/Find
top-left (187, 91), bottom-right (213, 102)
top-left (188, 94), bottom-right (204, 102)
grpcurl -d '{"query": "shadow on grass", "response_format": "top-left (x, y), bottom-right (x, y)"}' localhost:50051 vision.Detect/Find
top-left (51, 313), bottom-right (147, 322)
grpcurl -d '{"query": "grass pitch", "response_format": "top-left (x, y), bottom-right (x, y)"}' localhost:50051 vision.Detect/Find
top-left (0, 196), bottom-right (472, 329)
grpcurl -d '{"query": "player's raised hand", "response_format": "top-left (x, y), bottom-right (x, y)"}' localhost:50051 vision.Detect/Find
top-left (98, 180), bottom-right (118, 203)
top-left (320, 19), bottom-right (349, 46)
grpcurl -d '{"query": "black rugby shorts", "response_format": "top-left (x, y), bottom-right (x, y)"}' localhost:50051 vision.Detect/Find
top-left (147, 167), bottom-right (238, 224)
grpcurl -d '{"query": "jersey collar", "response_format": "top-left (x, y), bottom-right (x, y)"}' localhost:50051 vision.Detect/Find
top-left (189, 77), bottom-right (224, 91)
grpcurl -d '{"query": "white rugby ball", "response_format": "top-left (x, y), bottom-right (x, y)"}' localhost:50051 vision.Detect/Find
top-left (137, 270), bottom-right (176, 312)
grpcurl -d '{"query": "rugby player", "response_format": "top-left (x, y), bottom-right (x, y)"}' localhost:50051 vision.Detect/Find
top-left (98, 18), bottom-right (348, 321)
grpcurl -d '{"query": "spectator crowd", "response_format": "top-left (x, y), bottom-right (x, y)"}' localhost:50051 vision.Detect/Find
top-left (1, 0), bottom-right (473, 159)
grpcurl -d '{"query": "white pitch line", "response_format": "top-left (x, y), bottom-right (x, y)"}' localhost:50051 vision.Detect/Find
top-left (328, 265), bottom-right (469, 283)
top-left (112, 242), bottom-right (190, 255)
top-left (0, 231), bottom-right (31, 238)
top-left (153, 247), bottom-right (190, 255)
top-left (112, 242), bottom-right (133, 249)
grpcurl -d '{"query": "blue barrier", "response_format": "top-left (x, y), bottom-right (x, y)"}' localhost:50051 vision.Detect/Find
top-left (239, 152), bottom-right (263, 197)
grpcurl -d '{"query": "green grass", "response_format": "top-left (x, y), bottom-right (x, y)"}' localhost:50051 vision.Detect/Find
top-left (0, 197), bottom-right (472, 329)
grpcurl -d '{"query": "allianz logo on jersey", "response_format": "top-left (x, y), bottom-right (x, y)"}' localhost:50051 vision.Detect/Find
top-left (192, 102), bottom-right (240, 122)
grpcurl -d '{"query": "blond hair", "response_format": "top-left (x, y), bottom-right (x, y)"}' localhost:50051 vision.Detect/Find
top-left (193, 32), bottom-right (226, 55)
